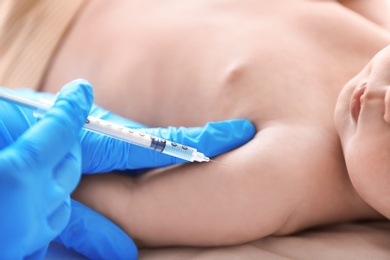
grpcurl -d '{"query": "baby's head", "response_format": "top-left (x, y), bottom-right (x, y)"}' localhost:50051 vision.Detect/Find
top-left (334, 45), bottom-right (390, 219)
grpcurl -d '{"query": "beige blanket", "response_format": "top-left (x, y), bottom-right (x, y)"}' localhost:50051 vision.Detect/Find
top-left (140, 221), bottom-right (390, 259)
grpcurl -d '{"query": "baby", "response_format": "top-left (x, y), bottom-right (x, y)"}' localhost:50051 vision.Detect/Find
top-left (36, 0), bottom-right (390, 247)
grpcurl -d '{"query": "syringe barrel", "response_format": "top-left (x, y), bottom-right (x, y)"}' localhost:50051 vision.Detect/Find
top-left (0, 91), bottom-right (210, 163)
top-left (85, 116), bottom-right (153, 148)
top-left (85, 116), bottom-right (202, 162)
top-left (160, 141), bottom-right (198, 162)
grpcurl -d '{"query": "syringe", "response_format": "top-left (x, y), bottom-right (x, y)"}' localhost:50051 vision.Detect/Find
top-left (0, 91), bottom-right (210, 163)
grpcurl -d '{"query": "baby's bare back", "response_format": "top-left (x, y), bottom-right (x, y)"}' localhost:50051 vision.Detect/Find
top-left (43, 0), bottom-right (390, 246)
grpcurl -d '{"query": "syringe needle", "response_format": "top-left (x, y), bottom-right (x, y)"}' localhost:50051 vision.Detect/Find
top-left (208, 159), bottom-right (230, 167)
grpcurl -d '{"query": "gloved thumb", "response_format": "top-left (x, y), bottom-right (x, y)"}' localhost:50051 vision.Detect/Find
top-left (12, 79), bottom-right (94, 169)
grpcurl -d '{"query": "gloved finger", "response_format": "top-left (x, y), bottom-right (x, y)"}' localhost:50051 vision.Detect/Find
top-left (81, 133), bottom-right (176, 172)
top-left (54, 199), bottom-right (138, 260)
top-left (83, 119), bottom-right (255, 173)
top-left (51, 144), bottom-right (82, 194)
top-left (142, 119), bottom-right (256, 158)
top-left (13, 79), bottom-right (93, 169)
top-left (128, 119), bottom-right (256, 167)
top-left (80, 105), bottom-right (148, 173)
top-left (44, 144), bottom-right (82, 215)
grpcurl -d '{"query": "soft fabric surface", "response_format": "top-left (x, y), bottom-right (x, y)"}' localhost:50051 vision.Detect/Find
top-left (0, 0), bottom-right (85, 89)
top-left (139, 221), bottom-right (390, 260)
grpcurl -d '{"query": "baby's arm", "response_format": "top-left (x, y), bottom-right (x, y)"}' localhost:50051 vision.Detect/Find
top-left (338, 0), bottom-right (390, 31)
top-left (72, 124), bottom-right (378, 247)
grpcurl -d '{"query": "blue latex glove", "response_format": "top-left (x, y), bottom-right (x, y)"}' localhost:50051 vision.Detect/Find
top-left (0, 80), bottom-right (93, 259)
top-left (81, 105), bottom-right (256, 173)
top-left (8, 85), bottom-right (256, 173)
top-left (52, 110), bottom-right (255, 260)
top-left (6, 79), bottom-right (256, 259)
top-left (53, 199), bottom-right (137, 260)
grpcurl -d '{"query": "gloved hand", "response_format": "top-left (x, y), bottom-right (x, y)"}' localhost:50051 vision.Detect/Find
top-left (4, 79), bottom-right (256, 259)
top-left (0, 80), bottom-right (93, 259)
top-left (82, 104), bottom-right (256, 173)
top-left (52, 109), bottom-right (255, 260)
top-left (8, 83), bottom-right (256, 173)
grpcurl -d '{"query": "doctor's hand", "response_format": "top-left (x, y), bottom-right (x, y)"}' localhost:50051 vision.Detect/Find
top-left (82, 105), bottom-right (256, 173)
top-left (4, 79), bottom-right (255, 259)
top-left (0, 80), bottom-right (93, 259)
top-left (55, 106), bottom-right (255, 260)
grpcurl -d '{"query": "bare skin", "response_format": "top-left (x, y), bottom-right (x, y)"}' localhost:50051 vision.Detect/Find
top-left (335, 45), bottom-right (390, 221)
top-left (40, 0), bottom-right (390, 247)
